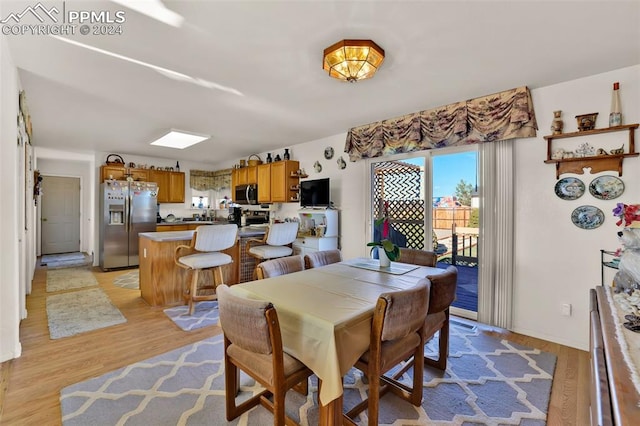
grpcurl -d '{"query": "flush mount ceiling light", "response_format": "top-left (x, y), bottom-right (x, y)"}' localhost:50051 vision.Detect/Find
top-left (323, 39), bottom-right (385, 82)
top-left (150, 130), bottom-right (210, 149)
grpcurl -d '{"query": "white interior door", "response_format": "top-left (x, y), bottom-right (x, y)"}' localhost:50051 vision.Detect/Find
top-left (41, 176), bottom-right (80, 254)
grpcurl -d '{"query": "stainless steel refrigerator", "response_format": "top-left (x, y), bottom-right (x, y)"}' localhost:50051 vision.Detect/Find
top-left (99, 180), bottom-right (158, 271)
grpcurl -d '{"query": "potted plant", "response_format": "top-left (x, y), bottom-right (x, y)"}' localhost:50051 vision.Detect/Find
top-left (367, 201), bottom-right (400, 267)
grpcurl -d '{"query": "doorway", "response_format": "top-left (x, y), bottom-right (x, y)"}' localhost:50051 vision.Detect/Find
top-left (41, 176), bottom-right (81, 254)
top-left (369, 146), bottom-right (479, 319)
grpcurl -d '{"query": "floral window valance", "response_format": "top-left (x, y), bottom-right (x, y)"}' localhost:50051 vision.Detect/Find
top-left (344, 86), bottom-right (537, 161)
top-left (189, 169), bottom-right (232, 191)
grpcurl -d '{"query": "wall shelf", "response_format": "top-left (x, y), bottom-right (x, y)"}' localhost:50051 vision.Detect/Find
top-left (543, 124), bottom-right (638, 179)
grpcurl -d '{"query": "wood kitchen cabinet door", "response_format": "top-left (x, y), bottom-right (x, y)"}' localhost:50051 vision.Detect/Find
top-left (129, 168), bottom-right (149, 182)
top-left (101, 165), bottom-right (126, 182)
top-left (246, 166), bottom-right (258, 184)
top-left (149, 170), bottom-right (170, 203)
top-left (257, 163), bottom-right (271, 203)
top-left (231, 168), bottom-right (238, 192)
top-left (237, 167), bottom-right (248, 185)
top-left (168, 172), bottom-right (185, 203)
top-left (270, 160), bottom-right (299, 203)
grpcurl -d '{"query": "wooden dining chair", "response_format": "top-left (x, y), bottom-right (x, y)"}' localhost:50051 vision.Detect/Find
top-left (345, 281), bottom-right (430, 426)
top-left (303, 249), bottom-right (343, 269)
top-left (217, 284), bottom-right (313, 426)
top-left (398, 247), bottom-right (437, 267)
top-left (422, 265), bottom-right (458, 369)
top-left (256, 255), bottom-right (305, 279)
top-left (174, 224), bottom-right (238, 315)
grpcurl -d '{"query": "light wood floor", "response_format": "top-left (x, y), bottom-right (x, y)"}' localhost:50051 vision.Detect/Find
top-left (1, 266), bottom-right (590, 425)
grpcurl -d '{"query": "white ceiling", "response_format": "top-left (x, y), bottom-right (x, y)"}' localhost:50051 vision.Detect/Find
top-left (5, 0), bottom-right (640, 165)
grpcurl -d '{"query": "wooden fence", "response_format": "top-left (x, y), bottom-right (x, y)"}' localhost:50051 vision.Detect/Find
top-left (433, 207), bottom-right (473, 230)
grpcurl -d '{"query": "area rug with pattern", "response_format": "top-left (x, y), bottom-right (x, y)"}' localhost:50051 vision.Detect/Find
top-left (46, 288), bottom-right (127, 339)
top-left (46, 267), bottom-right (98, 292)
top-left (163, 301), bottom-right (219, 331)
top-left (41, 252), bottom-right (92, 270)
top-left (113, 270), bottom-right (140, 290)
top-left (60, 322), bottom-right (556, 425)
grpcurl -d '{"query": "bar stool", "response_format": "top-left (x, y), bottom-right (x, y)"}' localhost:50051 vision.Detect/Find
top-left (246, 222), bottom-right (299, 262)
top-left (174, 224), bottom-right (238, 315)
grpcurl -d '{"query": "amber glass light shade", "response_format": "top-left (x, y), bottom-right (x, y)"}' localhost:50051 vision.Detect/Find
top-left (323, 39), bottom-right (385, 82)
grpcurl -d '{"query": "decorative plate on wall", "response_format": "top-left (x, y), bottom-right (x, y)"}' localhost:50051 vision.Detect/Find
top-left (554, 177), bottom-right (585, 200)
top-left (337, 156), bottom-right (346, 170)
top-left (571, 205), bottom-right (604, 230)
top-left (324, 146), bottom-right (334, 160)
top-left (588, 175), bottom-right (624, 200)
top-left (313, 161), bottom-right (322, 173)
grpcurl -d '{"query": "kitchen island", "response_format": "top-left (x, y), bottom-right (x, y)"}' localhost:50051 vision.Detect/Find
top-left (138, 226), bottom-right (266, 307)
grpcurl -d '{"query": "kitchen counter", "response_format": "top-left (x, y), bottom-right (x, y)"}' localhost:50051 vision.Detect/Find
top-left (156, 220), bottom-right (219, 226)
top-left (138, 227), bottom-right (266, 306)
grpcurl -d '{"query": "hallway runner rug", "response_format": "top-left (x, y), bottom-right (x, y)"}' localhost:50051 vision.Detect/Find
top-left (41, 252), bottom-right (92, 270)
top-left (60, 322), bottom-right (556, 425)
top-left (46, 288), bottom-right (126, 339)
top-left (46, 267), bottom-right (98, 292)
top-left (163, 301), bottom-right (219, 331)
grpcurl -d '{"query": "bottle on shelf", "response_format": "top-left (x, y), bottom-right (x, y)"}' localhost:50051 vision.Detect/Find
top-left (609, 82), bottom-right (622, 127)
top-left (175, 161), bottom-right (180, 172)
top-left (283, 148), bottom-right (290, 160)
top-left (266, 153), bottom-right (272, 163)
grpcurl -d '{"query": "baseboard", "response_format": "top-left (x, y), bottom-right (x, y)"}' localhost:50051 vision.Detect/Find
top-left (510, 326), bottom-right (588, 351)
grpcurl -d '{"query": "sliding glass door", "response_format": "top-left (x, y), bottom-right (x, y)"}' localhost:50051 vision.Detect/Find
top-left (369, 146), bottom-right (479, 319)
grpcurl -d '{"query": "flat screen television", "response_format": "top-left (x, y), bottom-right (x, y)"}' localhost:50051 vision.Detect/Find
top-left (300, 178), bottom-right (330, 208)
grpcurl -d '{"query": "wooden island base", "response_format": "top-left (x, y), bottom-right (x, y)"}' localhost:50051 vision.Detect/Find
top-left (139, 231), bottom-right (239, 307)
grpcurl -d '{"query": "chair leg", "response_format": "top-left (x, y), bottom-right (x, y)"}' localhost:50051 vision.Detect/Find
top-left (273, 388), bottom-right (286, 426)
top-left (367, 367), bottom-right (381, 426)
top-left (188, 269), bottom-right (200, 315)
top-left (224, 352), bottom-right (239, 420)
top-left (411, 346), bottom-right (424, 405)
top-left (425, 317), bottom-right (450, 370)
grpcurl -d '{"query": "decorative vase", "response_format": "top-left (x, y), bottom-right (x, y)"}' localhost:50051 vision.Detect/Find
top-left (266, 153), bottom-right (272, 163)
top-left (551, 110), bottom-right (563, 135)
top-left (283, 148), bottom-right (290, 160)
top-left (378, 248), bottom-right (391, 268)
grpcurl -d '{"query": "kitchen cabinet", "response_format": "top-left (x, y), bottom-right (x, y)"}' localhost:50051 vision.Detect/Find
top-left (543, 124), bottom-right (638, 179)
top-left (100, 165), bottom-right (127, 181)
top-left (257, 163), bottom-right (271, 203)
top-left (168, 171), bottom-right (185, 202)
top-left (149, 170), bottom-right (185, 203)
top-left (232, 166), bottom-right (258, 197)
top-left (270, 160), bottom-right (299, 203)
top-left (236, 167), bottom-right (248, 185)
top-left (246, 166), bottom-right (258, 184)
top-left (100, 165), bottom-right (149, 183)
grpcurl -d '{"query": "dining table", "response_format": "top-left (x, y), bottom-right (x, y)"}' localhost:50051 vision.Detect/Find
top-left (231, 257), bottom-right (446, 425)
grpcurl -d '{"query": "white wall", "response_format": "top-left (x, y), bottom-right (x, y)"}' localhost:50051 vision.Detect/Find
top-left (0, 36), bottom-right (22, 362)
top-left (513, 65), bottom-right (640, 350)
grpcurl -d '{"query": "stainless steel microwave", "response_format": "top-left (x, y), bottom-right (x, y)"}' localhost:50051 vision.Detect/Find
top-left (235, 184), bottom-right (258, 205)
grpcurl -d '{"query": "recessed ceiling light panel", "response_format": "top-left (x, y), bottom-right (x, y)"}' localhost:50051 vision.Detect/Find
top-left (150, 130), bottom-right (210, 149)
